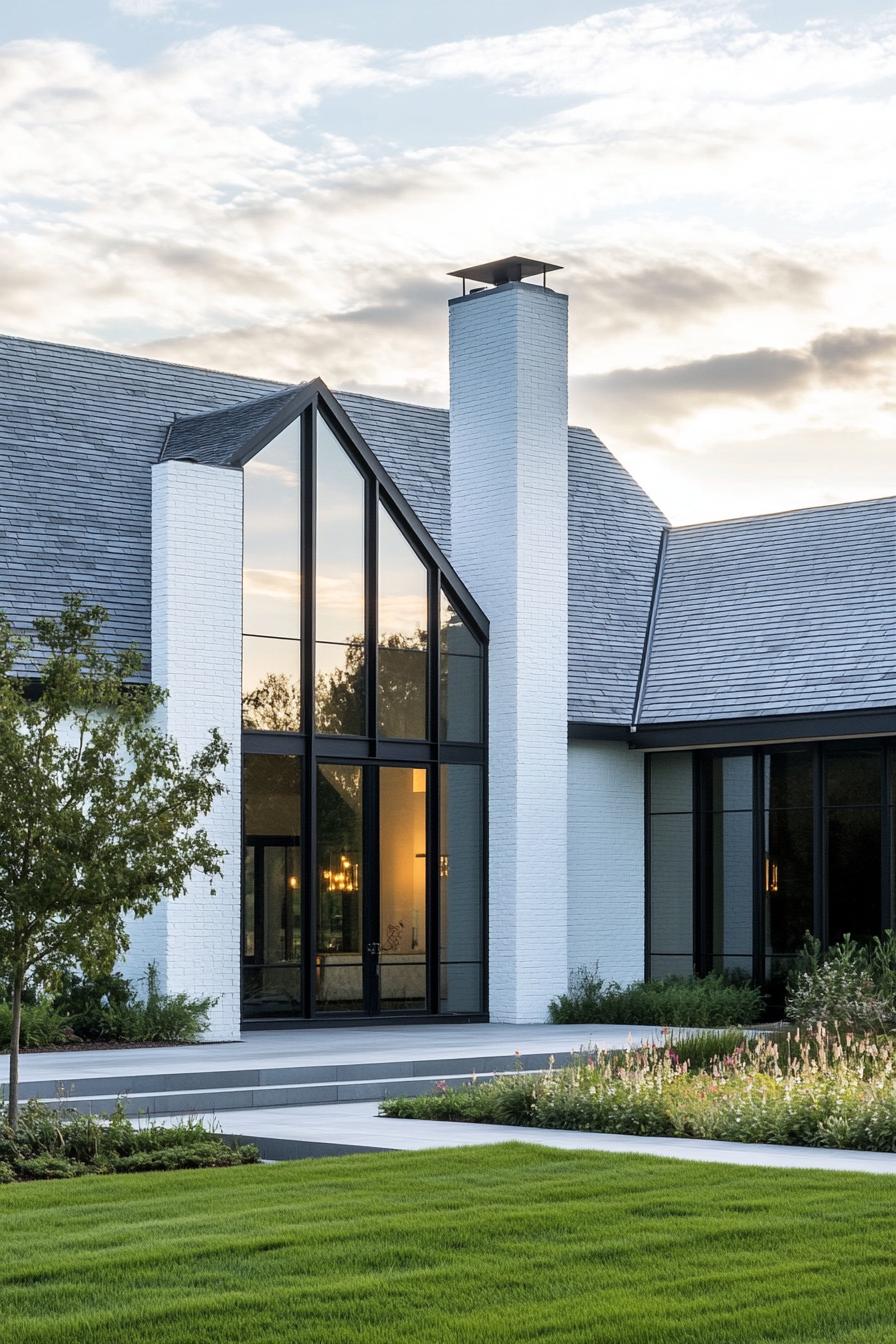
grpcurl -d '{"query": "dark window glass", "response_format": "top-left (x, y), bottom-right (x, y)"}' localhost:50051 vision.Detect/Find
top-left (827, 808), bottom-right (882, 944)
top-left (315, 415), bottom-right (366, 735)
top-left (649, 813), bottom-right (693, 966)
top-left (706, 755), bottom-right (752, 812)
top-left (649, 752), bottom-right (693, 813)
top-left (243, 424), bottom-right (301, 638)
top-left (701, 755), bottom-right (754, 974)
top-left (242, 636), bottom-right (301, 732)
top-left (242, 755), bottom-right (301, 1017)
top-left (650, 954), bottom-right (694, 978)
top-left (825, 747), bottom-right (882, 808)
top-left (710, 809), bottom-right (754, 966)
top-left (378, 505), bottom-right (427, 740)
top-left (440, 591), bottom-right (482, 743)
top-left (242, 423), bottom-right (301, 729)
top-left (440, 764), bottom-right (484, 1013)
top-left (763, 805), bottom-right (812, 981)
top-left (379, 767), bottom-right (428, 1012)
top-left (315, 415), bottom-right (365, 644)
top-left (763, 749), bottom-right (812, 809)
top-left (315, 642), bottom-right (365, 736)
top-left (316, 765), bottom-right (363, 1012)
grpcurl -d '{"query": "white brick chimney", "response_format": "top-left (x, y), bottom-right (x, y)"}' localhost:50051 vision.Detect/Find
top-left (448, 258), bottom-right (569, 1023)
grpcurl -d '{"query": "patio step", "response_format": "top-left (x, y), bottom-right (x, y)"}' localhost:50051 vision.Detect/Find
top-left (19, 1050), bottom-right (563, 1118)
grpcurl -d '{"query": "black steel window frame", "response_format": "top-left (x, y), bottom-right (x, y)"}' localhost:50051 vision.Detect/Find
top-left (240, 395), bottom-right (488, 1023)
top-left (645, 738), bottom-right (896, 986)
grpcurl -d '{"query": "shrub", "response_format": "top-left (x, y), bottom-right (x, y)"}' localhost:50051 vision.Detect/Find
top-left (0, 999), bottom-right (71, 1049)
top-left (786, 933), bottom-right (896, 1031)
top-left (53, 970), bottom-right (135, 1041)
top-left (381, 1026), bottom-right (896, 1151)
top-left (3, 963), bottom-right (216, 1049)
top-left (0, 1098), bottom-right (258, 1182)
top-left (548, 966), bottom-right (764, 1027)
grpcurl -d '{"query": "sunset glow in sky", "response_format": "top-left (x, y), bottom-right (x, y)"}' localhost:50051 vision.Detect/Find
top-left (2, 0), bottom-right (895, 523)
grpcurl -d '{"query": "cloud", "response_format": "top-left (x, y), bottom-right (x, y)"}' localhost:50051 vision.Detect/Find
top-left (575, 326), bottom-right (896, 424)
top-left (810, 328), bottom-right (896, 383)
top-left (109, 0), bottom-right (215, 18)
top-left (1, 6), bottom-right (895, 527)
top-left (110, 0), bottom-right (175, 15)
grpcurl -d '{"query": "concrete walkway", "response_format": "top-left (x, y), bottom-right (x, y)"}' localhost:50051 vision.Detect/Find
top-left (202, 1099), bottom-right (896, 1175)
top-left (14, 1022), bottom-right (661, 1084)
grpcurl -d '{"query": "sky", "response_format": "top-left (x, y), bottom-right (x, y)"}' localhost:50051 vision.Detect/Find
top-left (1, 1), bottom-right (895, 524)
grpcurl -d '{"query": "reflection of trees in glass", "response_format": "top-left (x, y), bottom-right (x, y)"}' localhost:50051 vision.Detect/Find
top-left (242, 673), bottom-right (301, 732)
top-left (378, 628), bottom-right (427, 740)
top-left (315, 640), bottom-right (365, 736)
top-left (313, 628), bottom-right (428, 738)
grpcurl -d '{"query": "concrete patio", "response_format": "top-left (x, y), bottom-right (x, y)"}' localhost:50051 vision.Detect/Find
top-left (13, 1021), bottom-right (662, 1116)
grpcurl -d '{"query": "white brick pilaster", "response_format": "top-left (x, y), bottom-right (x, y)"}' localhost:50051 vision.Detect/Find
top-left (120, 460), bottom-right (242, 1041)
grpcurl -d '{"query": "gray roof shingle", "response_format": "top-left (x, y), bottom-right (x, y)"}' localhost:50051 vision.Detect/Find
top-left (639, 498), bottom-right (896, 724)
top-left (0, 331), bottom-right (718, 729)
top-left (7, 332), bottom-right (892, 732)
top-left (569, 425), bottom-right (667, 723)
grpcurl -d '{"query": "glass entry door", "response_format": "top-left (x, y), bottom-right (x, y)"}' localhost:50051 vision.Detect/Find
top-left (378, 767), bottom-right (428, 1013)
top-left (315, 762), bottom-right (430, 1016)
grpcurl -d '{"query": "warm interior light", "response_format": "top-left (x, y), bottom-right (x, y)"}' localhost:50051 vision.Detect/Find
top-left (288, 875), bottom-right (299, 890)
top-left (322, 853), bottom-right (359, 894)
top-left (412, 769), bottom-right (427, 793)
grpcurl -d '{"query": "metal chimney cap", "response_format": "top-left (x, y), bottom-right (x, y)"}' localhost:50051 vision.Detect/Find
top-left (447, 256), bottom-right (562, 289)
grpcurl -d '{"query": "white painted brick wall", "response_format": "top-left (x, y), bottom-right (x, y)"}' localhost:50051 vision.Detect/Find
top-left (121, 461), bottom-right (242, 1040)
top-left (449, 282), bottom-right (569, 1022)
top-left (567, 741), bottom-right (645, 987)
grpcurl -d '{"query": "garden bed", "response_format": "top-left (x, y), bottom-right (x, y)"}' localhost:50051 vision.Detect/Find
top-left (0, 1100), bottom-right (258, 1182)
top-left (380, 1026), bottom-right (896, 1152)
top-left (4, 1039), bottom-right (220, 1054)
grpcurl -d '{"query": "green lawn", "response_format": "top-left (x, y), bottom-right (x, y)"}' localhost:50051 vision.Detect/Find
top-left (2, 1144), bottom-right (896, 1343)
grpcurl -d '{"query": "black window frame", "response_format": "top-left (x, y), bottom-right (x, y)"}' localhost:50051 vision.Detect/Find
top-left (240, 392), bottom-right (488, 1024)
top-left (646, 738), bottom-right (896, 992)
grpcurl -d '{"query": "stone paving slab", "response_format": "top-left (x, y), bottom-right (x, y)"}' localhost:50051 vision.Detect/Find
top-left (14, 1022), bottom-right (663, 1085)
top-left (174, 1100), bottom-right (896, 1175)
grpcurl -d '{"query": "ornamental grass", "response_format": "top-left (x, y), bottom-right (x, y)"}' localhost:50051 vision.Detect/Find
top-left (381, 1026), bottom-right (896, 1151)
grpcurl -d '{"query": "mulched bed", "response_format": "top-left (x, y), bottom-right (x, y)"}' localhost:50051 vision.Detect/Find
top-left (3, 1040), bottom-right (215, 1055)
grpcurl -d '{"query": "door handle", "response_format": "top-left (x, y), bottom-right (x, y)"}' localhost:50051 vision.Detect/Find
top-left (366, 941), bottom-right (381, 957)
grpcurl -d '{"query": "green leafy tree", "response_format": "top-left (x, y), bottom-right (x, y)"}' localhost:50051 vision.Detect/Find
top-left (0, 596), bottom-right (228, 1124)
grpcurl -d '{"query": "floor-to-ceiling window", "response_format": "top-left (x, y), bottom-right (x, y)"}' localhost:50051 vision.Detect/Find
top-left (240, 399), bottom-right (487, 1020)
top-left (646, 752), bottom-right (694, 980)
top-left (647, 741), bottom-right (894, 993)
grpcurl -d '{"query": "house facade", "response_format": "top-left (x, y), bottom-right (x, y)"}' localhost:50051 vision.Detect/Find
top-left (2, 256), bottom-right (895, 1039)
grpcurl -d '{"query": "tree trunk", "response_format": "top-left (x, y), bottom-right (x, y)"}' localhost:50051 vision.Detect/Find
top-left (7, 966), bottom-right (24, 1128)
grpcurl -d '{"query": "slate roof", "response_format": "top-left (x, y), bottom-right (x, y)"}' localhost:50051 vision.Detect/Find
top-left (568, 425), bottom-right (666, 723)
top-left (336, 392), bottom-right (451, 555)
top-left (5, 330), bottom-right (889, 733)
top-left (0, 334), bottom-right (282, 676)
top-left (638, 498), bottom-right (896, 724)
top-left (0, 332), bottom-right (662, 719)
